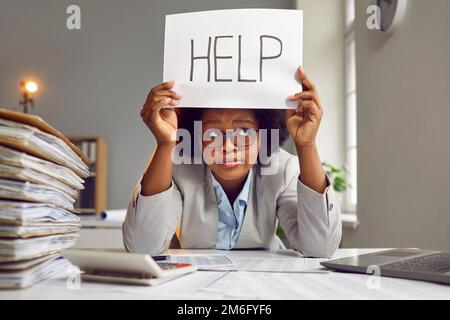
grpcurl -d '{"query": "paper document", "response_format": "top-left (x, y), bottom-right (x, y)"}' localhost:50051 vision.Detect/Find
top-left (0, 253), bottom-right (59, 271)
top-left (220, 257), bottom-right (328, 273)
top-left (169, 254), bottom-right (327, 273)
top-left (0, 163), bottom-right (78, 199)
top-left (164, 9), bottom-right (303, 109)
top-left (96, 271), bottom-right (230, 299)
top-left (0, 108), bottom-right (91, 167)
top-left (203, 271), bottom-right (338, 299)
top-left (0, 234), bottom-right (79, 262)
top-left (0, 118), bottom-right (89, 177)
top-left (100, 209), bottom-right (126, 222)
top-left (0, 145), bottom-right (84, 191)
top-left (0, 224), bottom-right (80, 239)
top-left (169, 254), bottom-right (233, 268)
top-left (0, 179), bottom-right (75, 210)
top-left (0, 200), bottom-right (80, 225)
top-left (0, 255), bottom-right (74, 289)
top-left (80, 209), bottom-right (127, 228)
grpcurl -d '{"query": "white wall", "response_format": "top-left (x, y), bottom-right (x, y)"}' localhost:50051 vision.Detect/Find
top-left (292, 0), bottom-right (346, 170)
top-left (0, 0), bottom-right (295, 209)
top-left (343, 0), bottom-right (450, 249)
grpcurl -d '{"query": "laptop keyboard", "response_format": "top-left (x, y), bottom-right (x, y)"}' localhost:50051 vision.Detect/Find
top-left (381, 252), bottom-right (450, 273)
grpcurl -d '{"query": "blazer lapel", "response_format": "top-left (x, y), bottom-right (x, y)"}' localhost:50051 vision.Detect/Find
top-left (180, 165), bottom-right (218, 249)
top-left (201, 166), bottom-right (220, 248)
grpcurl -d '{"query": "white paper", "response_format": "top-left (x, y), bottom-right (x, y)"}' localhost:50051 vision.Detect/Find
top-left (202, 271), bottom-right (336, 299)
top-left (164, 9), bottom-right (303, 109)
top-left (202, 257), bottom-right (328, 273)
top-left (0, 119), bottom-right (89, 177)
top-left (169, 254), bottom-right (327, 273)
top-left (100, 209), bottom-right (127, 222)
top-left (168, 254), bottom-right (233, 268)
top-left (79, 209), bottom-right (127, 228)
top-left (86, 271), bottom-right (230, 299)
top-left (0, 256), bottom-right (73, 289)
top-left (204, 270), bottom-right (450, 300)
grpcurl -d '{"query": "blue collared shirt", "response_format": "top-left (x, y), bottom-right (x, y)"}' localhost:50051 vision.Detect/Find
top-left (210, 169), bottom-right (253, 250)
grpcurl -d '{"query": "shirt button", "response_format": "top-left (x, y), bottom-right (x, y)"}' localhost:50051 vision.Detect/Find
top-left (329, 203), bottom-right (334, 211)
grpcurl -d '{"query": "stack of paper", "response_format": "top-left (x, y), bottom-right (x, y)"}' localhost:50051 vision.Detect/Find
top-left (0, 108), bottom-right (91, 289)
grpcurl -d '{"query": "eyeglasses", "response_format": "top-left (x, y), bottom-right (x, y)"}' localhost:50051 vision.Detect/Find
top-left (202, 128), bottom-right (258, 149)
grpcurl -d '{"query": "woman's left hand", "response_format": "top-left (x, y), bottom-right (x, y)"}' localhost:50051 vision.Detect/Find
top-left (286, 66), bottom-right (323, 148)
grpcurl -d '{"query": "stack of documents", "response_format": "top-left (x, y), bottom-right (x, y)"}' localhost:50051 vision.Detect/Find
top-left (0, 108), bottom-right (91, 289)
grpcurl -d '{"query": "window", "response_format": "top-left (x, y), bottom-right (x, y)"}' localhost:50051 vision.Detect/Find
top-left (345, 0), bottom-right (357, 212)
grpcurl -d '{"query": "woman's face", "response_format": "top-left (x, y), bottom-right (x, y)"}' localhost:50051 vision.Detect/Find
top-left (201, 108), bottom-right (259, 183)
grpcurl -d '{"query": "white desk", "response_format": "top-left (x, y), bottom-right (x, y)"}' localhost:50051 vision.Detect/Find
top-left (1, 248), bottom-right (449, 300)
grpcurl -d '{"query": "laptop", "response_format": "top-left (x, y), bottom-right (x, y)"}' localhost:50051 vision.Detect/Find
top-left (62, 249), bottom-right (197, 286)
top-left (320, 248), bottom-right (450, 285)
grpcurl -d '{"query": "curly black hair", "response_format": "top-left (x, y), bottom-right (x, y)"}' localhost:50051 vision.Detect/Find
top-left (178, 108), bottom-right (289, 157)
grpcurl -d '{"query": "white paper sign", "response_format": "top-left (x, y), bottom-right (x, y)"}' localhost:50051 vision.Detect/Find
top-left (163, 9), bottom-right (303, 109)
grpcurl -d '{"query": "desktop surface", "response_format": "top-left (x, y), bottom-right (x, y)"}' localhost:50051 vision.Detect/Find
top-left (0, 249), bottom-right (449, 300)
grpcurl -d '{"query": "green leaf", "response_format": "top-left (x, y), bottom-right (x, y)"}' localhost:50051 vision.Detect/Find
top-left (323, 162), bottom-right (351, 193)
top-left (276, 226), bottom-right (286, 239)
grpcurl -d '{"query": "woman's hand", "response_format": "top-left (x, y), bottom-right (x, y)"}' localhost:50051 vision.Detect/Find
top-left (286, 67), bottom-right (327, 193)
top-left (140, 81), bottom-right (181, 146)
top-left (286, 66), bottom-right (323, 149)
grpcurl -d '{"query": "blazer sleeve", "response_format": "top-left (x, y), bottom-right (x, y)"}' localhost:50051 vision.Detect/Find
top-left (276, 157), bottom-right (342, 258)
top-left (122, 177), bottom-right (183, 255)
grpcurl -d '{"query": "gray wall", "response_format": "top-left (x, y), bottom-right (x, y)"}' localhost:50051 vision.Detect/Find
top-left (343, 0), bottom-right (450, 249)
top-left (295, 0), bottom-right (345, 178)
top-left (0, 0), bottom-right (294, 209)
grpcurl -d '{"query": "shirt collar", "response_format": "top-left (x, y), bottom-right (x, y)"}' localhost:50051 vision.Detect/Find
top-left (209, 168), bottom-right (253, 207)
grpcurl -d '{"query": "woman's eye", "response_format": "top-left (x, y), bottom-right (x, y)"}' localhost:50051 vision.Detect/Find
top-left (205, 129), bottom-right (220, 139)
top-left (236, 128), bottom-right (251, 136)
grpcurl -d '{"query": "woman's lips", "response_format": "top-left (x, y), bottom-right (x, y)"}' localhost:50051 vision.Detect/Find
top-left (219, 159), bottom-right (245, 168)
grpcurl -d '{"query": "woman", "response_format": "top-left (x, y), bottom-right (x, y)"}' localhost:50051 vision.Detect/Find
top-left (123, 66), bottom-right (342, 258)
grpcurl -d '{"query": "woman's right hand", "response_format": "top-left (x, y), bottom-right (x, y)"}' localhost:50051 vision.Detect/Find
top-left (140, 81), bottom-right (182, 146)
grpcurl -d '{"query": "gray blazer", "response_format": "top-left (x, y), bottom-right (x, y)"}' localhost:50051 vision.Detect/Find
top-left (123, 149), bottom-right (342, 258)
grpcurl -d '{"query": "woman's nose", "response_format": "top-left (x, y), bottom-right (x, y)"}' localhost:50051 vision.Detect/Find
top-left (222, 136), bottom-right (236, 153)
